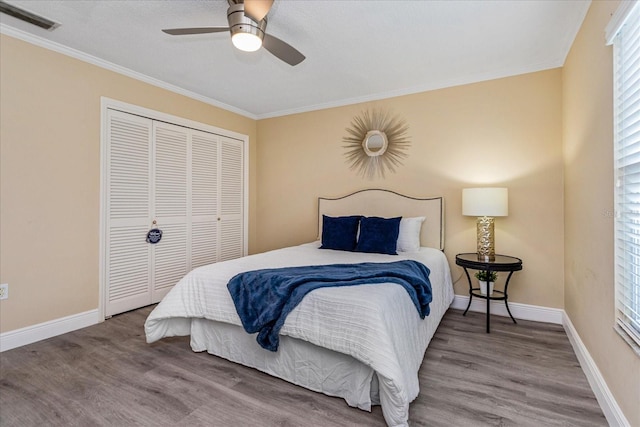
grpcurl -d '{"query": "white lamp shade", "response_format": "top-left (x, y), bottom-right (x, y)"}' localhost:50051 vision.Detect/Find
top-left (462, 188), bottom-right (508, 217)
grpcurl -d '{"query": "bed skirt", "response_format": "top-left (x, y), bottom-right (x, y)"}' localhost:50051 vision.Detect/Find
top-left (191, 318), bottom-right (380, 410)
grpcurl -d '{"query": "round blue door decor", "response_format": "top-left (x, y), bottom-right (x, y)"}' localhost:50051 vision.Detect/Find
top-left (146, 228), bottom-right (162, 244)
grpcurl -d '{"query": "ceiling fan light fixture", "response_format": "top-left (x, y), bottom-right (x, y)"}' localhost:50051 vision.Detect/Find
top-left (163, 0), bottom-right (305, 66)
top-left (232, 31), bottom-right (262, 52)
top-left (227, 3), bottom-right (267, 53)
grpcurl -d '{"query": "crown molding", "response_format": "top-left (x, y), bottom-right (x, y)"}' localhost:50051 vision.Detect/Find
top-left (256, 60), bottom-right (564, 120)
top-left (0, 24), bottom-right (258, 120)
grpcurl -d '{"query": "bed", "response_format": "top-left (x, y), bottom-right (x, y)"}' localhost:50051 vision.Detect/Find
top-left (144, 189), bottom-right (454, 427)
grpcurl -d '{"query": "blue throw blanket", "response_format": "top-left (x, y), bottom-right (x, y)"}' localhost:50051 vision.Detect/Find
top-left (227, 260), bottom-right (433, 351)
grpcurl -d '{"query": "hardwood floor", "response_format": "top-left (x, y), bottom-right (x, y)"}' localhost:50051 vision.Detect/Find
top-left (0, 307), bottom-right (606, 426)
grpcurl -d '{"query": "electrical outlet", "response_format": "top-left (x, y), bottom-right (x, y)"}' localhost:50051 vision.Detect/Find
top-left (0, 284), bottom-right (8, 300)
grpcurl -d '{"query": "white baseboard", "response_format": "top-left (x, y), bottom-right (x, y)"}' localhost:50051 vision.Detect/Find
top-left (451, 295), bottom-right (564, 324)
top-left (0, 309), bottom-right (101, 352)
top-left (563, 313), bottom-right (630, 427)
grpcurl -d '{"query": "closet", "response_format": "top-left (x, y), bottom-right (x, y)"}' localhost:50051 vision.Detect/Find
top-left (103, 108), bottom-right (245, 317)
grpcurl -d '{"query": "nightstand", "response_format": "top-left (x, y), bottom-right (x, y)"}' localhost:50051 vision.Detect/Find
top-left (455, 253), bottom-right (523, 333)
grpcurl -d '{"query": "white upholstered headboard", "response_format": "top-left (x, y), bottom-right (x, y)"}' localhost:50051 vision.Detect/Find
top-left (318, 189), bottom-right (445, 250)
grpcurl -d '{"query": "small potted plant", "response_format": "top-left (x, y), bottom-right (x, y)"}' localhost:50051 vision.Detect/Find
top-left (474, 270), bottom-right (497, 296)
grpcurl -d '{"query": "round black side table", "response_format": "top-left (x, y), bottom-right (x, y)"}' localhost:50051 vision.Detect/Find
top-left (455, 253), bottom-right (523, 333)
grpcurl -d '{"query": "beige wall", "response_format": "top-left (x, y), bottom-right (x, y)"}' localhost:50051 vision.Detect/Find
top-left (563, 1), bottom-right (639, 425)
top-left (0, 35), bottom-right (258, 332)
top-left (257, 69), bottom-right (564, 308)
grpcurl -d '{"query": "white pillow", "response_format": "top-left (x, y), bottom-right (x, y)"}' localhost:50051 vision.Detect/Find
top-left (397, 216), bottom-right (425, 252)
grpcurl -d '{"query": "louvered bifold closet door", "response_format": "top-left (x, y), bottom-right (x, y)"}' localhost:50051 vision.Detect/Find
top-left (219, 136), bottom-right (244, 261)
top-left (191, 130), bottom-right (219, 269)
top-left (152, 122), bottom-right (189, 302)
top-left (106, 110), bottom-right (153, 316)
top-left (104, 107), bottom-right (245, 317)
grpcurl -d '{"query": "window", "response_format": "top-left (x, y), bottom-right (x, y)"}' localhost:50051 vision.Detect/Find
top-left (609, 2), bottom-right (640, 350)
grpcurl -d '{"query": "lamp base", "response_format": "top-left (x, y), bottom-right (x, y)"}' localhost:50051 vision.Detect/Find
top-left (476, 216), bottom-right (495, 261)
top-left (476, 253), bottom-right (495, 262)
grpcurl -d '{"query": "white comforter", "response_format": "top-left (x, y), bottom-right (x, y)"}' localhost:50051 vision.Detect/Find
top-left (145, 242), bottom-right (454, 427)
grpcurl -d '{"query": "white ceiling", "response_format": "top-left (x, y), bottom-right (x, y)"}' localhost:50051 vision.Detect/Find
top-left (0, 0), bottom-right (590, 119)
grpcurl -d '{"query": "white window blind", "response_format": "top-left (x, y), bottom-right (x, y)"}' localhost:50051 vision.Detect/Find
top-left (613, 2), bottom-right (640, 350)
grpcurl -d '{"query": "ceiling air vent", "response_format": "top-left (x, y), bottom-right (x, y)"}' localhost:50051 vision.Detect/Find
top-left (0, 1), bottom-right (59, 31)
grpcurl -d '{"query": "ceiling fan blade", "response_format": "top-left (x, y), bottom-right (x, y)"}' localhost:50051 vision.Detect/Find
top-left (162, 27), bottom-right (229, 36)
top-left (243, 0), bottom-right (273, 22)
top-left (263, 33), bottom-right (305, 66)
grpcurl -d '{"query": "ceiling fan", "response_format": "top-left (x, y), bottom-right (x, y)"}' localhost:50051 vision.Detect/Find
top-left (162, 0), bottom-right (305, 66)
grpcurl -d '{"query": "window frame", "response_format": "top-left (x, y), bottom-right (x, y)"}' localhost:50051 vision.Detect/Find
top-left (609, 1), bottom-right (640, 354)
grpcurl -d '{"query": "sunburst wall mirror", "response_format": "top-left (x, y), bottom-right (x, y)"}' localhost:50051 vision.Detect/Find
top-left (342, 109), bottom-right (410, 179)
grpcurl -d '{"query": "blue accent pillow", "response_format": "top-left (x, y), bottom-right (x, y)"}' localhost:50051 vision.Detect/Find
top-left (355, 216), bottom-right (402, 255)
top-left (320, 215), bottom-right (362, 251)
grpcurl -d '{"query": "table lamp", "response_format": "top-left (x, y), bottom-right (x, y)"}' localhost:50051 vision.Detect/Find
top-left (462, 188), bottom-right (508, 261)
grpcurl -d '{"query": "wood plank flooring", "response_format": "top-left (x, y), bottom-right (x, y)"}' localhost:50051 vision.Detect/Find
top-left (0, 307), bottom-right (606, 426)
